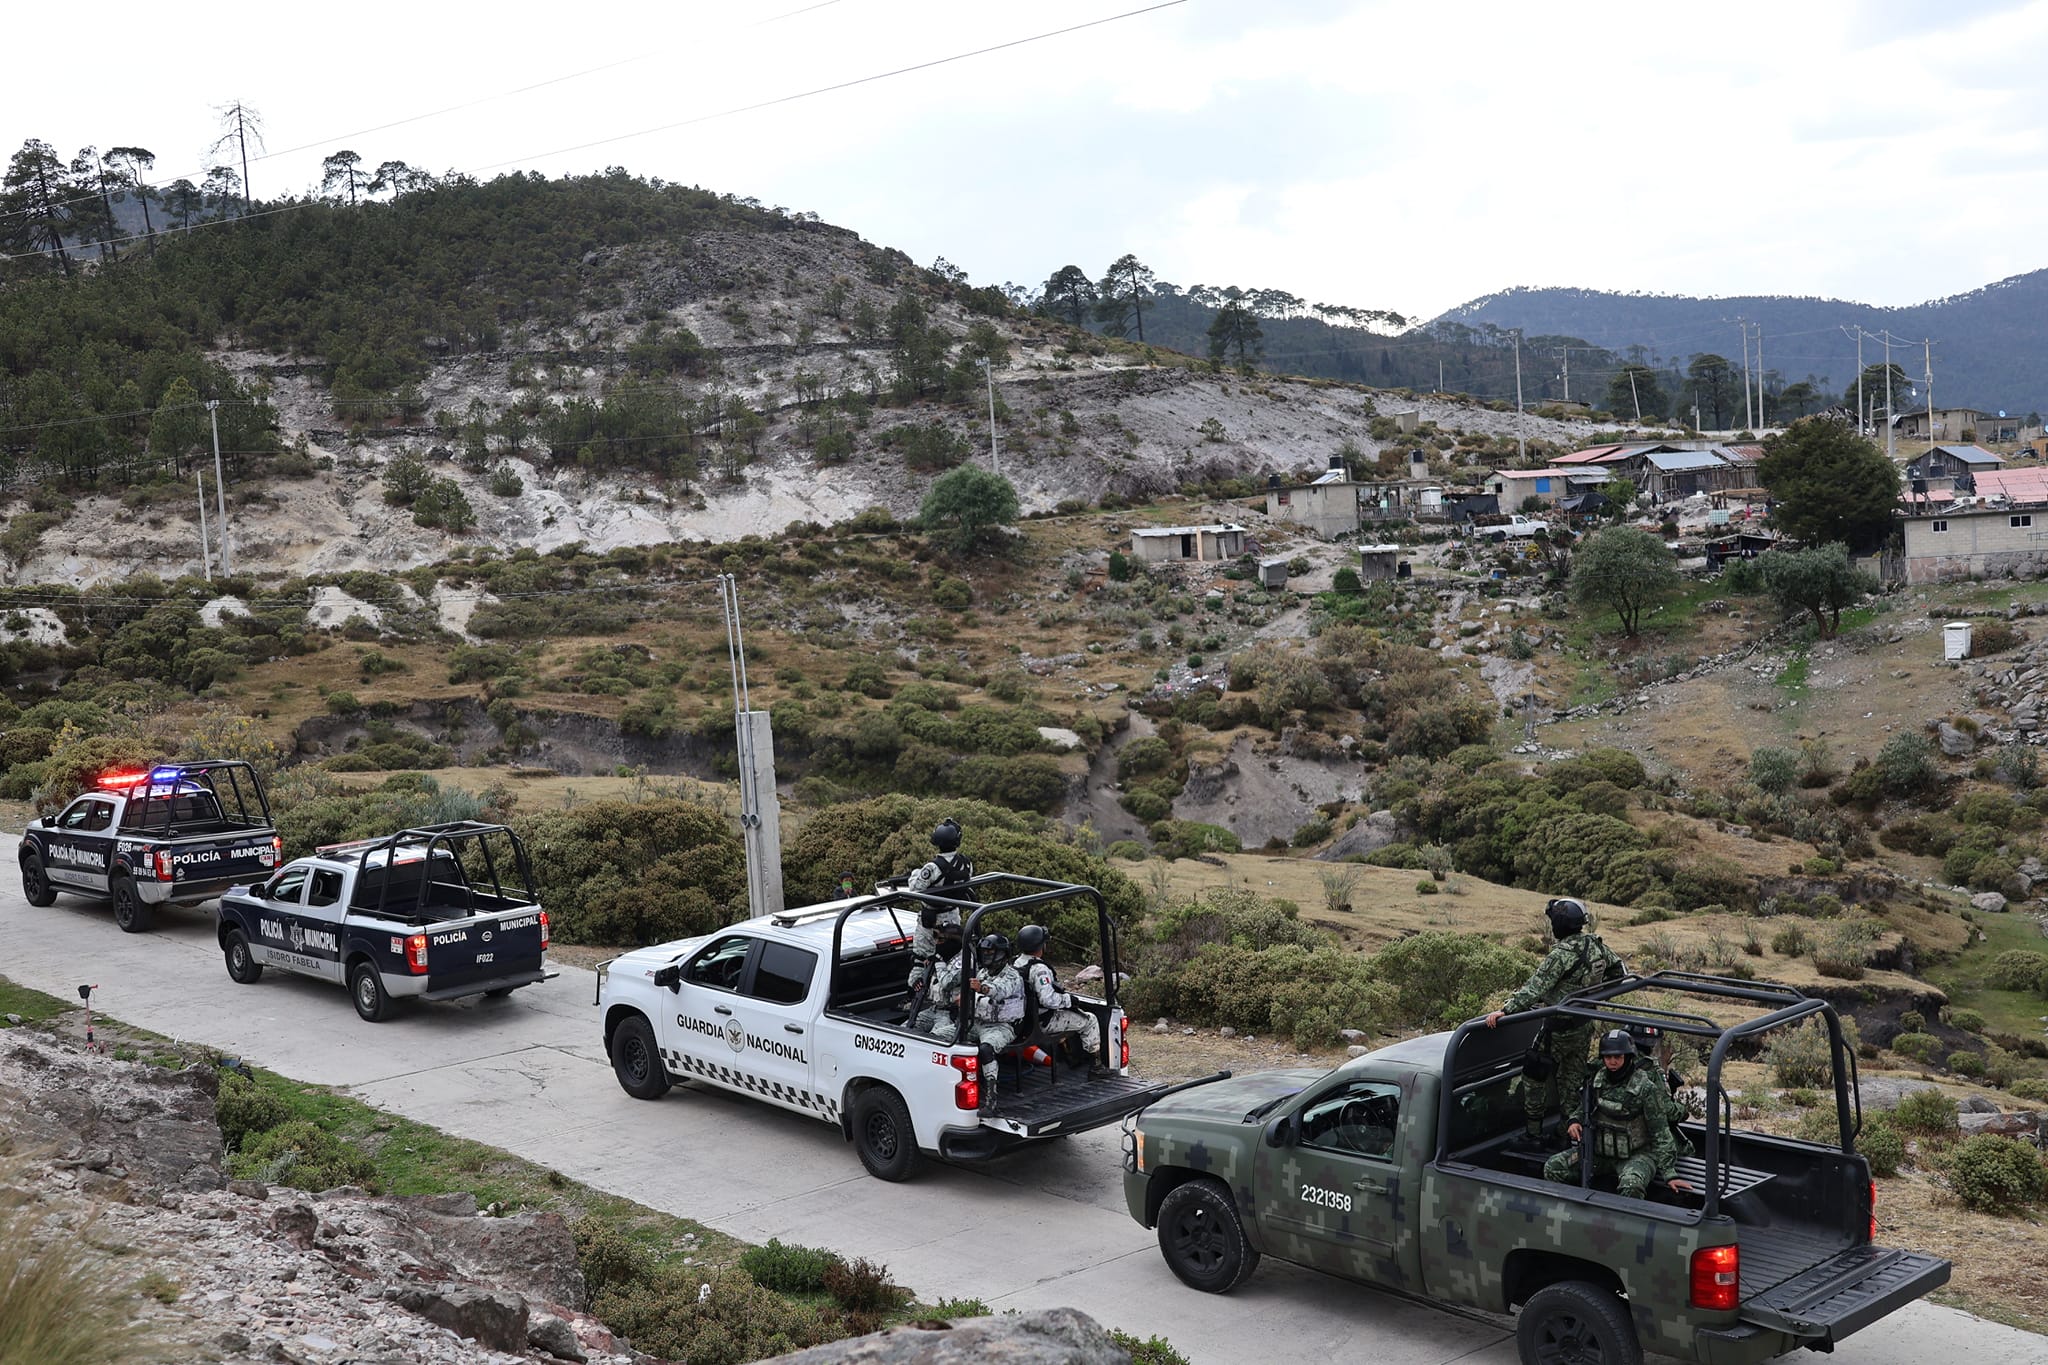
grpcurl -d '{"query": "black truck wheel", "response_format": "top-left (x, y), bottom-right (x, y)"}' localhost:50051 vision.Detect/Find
top-left (223, 928), bottom-right (263, 984)
top-left (110, 874), bottom-right (154, 933)
top-left (609, 1015), bottom-right (672, 1100)
top-left (1156, 1179), bottom-right (1260, 1293)
top-left (851, 1086), bottom-right (921, 1182)
top-left (350, 960), bottom-right (392, 1022)
top-left (1517, 1280), bottom-right (1642, 1365)
top-left (20, 851), bottom-right (56, 907)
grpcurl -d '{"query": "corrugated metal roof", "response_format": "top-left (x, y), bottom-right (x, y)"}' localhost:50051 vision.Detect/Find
top-left (1310, 468), bottom-right (1350, 484)
top-left (1930, 444), bottom-right (2006, 466)
top-left (1132, 523), bottom-right (1247, 537)
top-left (1550, 444), bottom-right (1628, 465)
top-left (1491, 469), bottom-right (1556, 480)
top-left (1644, 450), bottom-right (1727, 472)
top-left (1721, 444), bottom-right (1764, 464)
top-left (1972, 468), bottom-right (2048, 503)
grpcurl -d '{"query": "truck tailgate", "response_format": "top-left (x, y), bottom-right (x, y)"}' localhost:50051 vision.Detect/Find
top-left (167, 832), bottom-right (279, 886)
top-left (1740, 1242), bottom-right (1950, 1344)
top-left (424, 908), bottom-right (547, 992)
top-left (982, 1074), bottom-right (1180, 1138)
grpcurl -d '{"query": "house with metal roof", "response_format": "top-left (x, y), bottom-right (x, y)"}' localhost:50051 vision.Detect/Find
top-left (1967, 466), bottom-right (2048, 506)
top-left (1904, 445), bottom-right (2006, 497)
top-left (1128, 523), bottom-right (1248, 564)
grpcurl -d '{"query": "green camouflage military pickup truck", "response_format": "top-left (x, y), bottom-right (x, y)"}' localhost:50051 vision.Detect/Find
top-left (1123, 971), bottom-right (1949, 1365)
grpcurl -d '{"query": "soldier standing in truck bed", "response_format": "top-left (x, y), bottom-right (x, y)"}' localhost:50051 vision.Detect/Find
top-left (1484, 897), bottom-right (1626, 1147)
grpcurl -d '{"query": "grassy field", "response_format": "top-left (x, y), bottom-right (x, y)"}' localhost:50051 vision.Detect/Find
top-left (1924, 910), bottom-right (2048, 1039)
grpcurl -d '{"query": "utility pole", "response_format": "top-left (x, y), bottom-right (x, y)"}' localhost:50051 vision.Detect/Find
top-left (1555, 347), bottom-right (1571, 404)
top-left (1854, 327), bottom-right (1865, 435)
top-left (206, 400), bottom-right (230, 574)
top-left (979, 356), bottom-right (1001, 478)
top-left (1924, 339), bottom-right (1935, 445)
top-left (1738, 323), bottom-right (1753, 431)
top-left (721, 574), bottom-right (784, 916)
top-left (1883, 331), bottom-right (1895, 460)
top-left (1628, 367), bottom-right (1643, 424)
top-left (196, 472), bottom-right (211, 581)
top-left (1753, 325), bottom-right (1765, 430)
top-left (1438, 358), bottom-right (1445, 392)
top-left (1513, 330), bottom-right (1526, 461)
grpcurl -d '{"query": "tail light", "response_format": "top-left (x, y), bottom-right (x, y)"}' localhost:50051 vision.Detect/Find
top-left (1868, 1180), bottom-right (1877, 1241)
top-left (271, 836), bottom-right (283, 863)
top-left (153, 850), bottom-right (173, 882)
top-left (539, 909), bottom-right (551, 952)
top-left (405, 934), bottom-right (430, 975)
top-left (1119, 1014), bottom-right (1130, 1069)
top-left (950, 1054), bottom-right (980, 1111)
top-left (1690, 1244), bottom-right (1740, 1311)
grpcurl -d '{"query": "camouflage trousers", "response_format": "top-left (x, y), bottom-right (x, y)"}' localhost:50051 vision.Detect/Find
top-left (907, 913), bottom-right (963, 989)
top-left (930, 1019), bottom-right (1016, 1082)
top-left (1522, 1024), bottom-right (1593, 1133)
top-left (1039, 1007), bottom-right (1098, 1055)
top-left (1542, 1147), bottom-right (1658, 1199)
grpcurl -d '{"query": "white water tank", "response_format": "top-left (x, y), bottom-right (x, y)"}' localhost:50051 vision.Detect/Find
top-left (1944, 622), bottom-right (1972, 661)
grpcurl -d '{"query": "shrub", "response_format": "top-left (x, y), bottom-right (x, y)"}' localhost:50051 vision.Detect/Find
top-left (1950, 1009), bottom-right (1985, 1033)
top-left (740, 1239), bottom-right (841, 1294)
top-left (1106, 840), bottom-right (1148, 861)
top-left (1987, 950), bottom-right (2048, 992)
top-left (1123, 941), bottom-right (1396, 1049)
top-left (594, 1268), bottom-right (838, 1364)
top-left (229, 1120), bottom-right (376, 1192)
top-left (1111, 1332), bottom-right (1195, 1365)
top-left (1765, 1020), bottom-right (1833, 1088)
top-left (1947, 1051), bottom-right (1986, 1077)
top-left (521, 800), bottom-right (747, 946)
top-left (1750, 747), bottom-right (1802, 796)
top-left (1291, 816), bottom-right (1333, 847)
top-left (1891, 1088), bottom-right (1959, 1136)
top-left (574, 1216), bottom-right (653, 1300)
top-left (325, 691), bottom-right (363, 716)
top-left (1416, 878), bottom-right (1440, 895)
top-left (1889, 1032), bottom-right (1941, 1062)
top-left (1116, 736), bottom-right (1175, 781)
top-left (1875, 732), bottom-right (1938, 800)
top-left (1942, 1133), bottom-right (2048, 1212)
top-left (2009, 1078), bottom-right (2048, 1102)
top-left (215, 1070), bottom-right (292, 1152)
top-left (1771, 925), bottom-right (1812, 956)
top-left (1860, 1114), bottom-right (1907, 1176)
top-left (1899, 1010), bottom-right (1926, 1033)
top-left (822, 1257), bottom-right (906, 1314)
top-left (1366, 932), bottom-right (1536, 1028)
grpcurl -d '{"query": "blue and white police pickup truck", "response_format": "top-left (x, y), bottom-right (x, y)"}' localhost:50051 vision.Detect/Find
top-left (597, 872), bottom-right (1218, 1181)
top-left (215, 821), bottom-right (552, 1022)
top-left (19, 761), bottom-right (280, 933)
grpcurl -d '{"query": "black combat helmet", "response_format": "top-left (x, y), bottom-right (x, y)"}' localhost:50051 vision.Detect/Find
top-left (977, 933), bottom-right (1010, 969)
top-left (1599, 1028), bottom-right (1635, 1060)
top-left (1545, 897), bottom-right (1589, 939)
top-left (1017, 924), bottom-right (1048, 955)
top-left (931, 817), bottom-right (963, 853)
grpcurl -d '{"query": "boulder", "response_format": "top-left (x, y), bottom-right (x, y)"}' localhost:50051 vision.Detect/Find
top-left (1318, 810), bottom-right (1402, 861)
top-left (1938, 722), bottom-right (1975, 757)
top-left (1971, 892), bottom-right (2009, 914)
top-left (1854, 1077), bottom-right (1947, 1111)
top-left (762, 1308), bottom-right (1126, 1365)
top-left (1958, 1095), bottom-right (2001, 1114)
top-left (528, 1313), bottom-right (589, 1362)
top-left (1958, 1112), bottom-right (2042, 1143)
top-left (394, 1285), bottom-right (528, 1353)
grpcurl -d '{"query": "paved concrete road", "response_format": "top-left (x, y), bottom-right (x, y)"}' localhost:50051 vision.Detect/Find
top-left (1, 877), bottom-right (2040, 1365)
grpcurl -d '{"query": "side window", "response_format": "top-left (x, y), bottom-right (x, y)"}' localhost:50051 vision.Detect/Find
top-left (267, 867), bottom-right (311, 904)
top-left (79, 800), bottom-right (115, 832)
top-left (1299, 1080), bottom-right (1401, 1161)
top-left (307, 870), bottom-right (344, 908)
top-left (58, 800), bottom-right (96, 830)
top-left (685, 935), bottom-right (754, 993)
top-left (750, 942), bottom-right (818, 1006)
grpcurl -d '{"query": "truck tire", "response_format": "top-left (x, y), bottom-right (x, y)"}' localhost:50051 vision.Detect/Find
top-left (1156, 1178), bottom-right (1260, 1293)
top-left (851, 1086), bottom-right (921, 1182)
top-left (1516, 1280), bottom-right (1642, 1365)
top-left (20, 851), bottom-right (57, 907)
top-left (110, 874), bottom-right (154, 934)
top-left (609, 1015), bottom-right (672, 1100)
top-left (350, 960), bottom-right (392, 1023)
top-left (223, 928), bottom-right (264, 984)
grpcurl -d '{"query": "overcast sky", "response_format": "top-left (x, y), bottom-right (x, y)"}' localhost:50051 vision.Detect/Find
top-left (12, 0), bottom-right (2048, 322)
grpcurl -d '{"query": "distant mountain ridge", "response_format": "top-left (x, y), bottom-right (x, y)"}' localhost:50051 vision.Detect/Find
top-left (1434, 270), bottom-right (2048, 415)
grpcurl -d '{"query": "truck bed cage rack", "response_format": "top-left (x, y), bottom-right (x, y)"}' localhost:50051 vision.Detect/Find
top-left (1438, 970), bottom-right (1862, 1219)
top-left (824, 872), bottom-right (1123, 1061)
top-left (315, 821), bottom-right (537, 918)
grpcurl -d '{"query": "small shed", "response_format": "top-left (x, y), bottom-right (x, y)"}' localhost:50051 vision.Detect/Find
top-left (1129, 523), bottom-right (1248, 564)
top-left (1358, 544), bottom-right (1401, 581)
top-left (1258, 557), bottom-right (1290, 589)
top-left (1944, 622), bottom-right (1972, 661)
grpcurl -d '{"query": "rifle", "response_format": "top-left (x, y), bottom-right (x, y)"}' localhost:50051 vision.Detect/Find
top-left (1577, 1075), bottom-right (1596, 1189)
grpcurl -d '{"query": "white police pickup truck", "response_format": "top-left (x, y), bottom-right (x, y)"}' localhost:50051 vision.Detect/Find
top-left (19, 761), bottom-right (279, 932)
top-left (215, 821), bottom-right (552, 1022)
top-left (597, 872), bottom-right (1214, 1180)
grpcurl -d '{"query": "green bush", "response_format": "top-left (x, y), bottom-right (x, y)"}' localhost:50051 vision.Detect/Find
top-left (595, 1268), bottom-right (838, 1364)
top-left (2008, 1078), bottom-right (2048, 1102)
top-left (822, 1257), bottom-right (906, 1314)
top-left (1106, 840), bottom-right (1148, 861)
top-left (228, 1120), bottom-right (376, 1192)
top-left (1291, 816), bottom-right (1333, 847)
top-left (1365, 843), bottom-right (1427, 870)
top-left (214, 1070), bottom-right (292, 1153)
top-left (1111, 1331), bottom-right (1195, 1365)
top-left (1889, 1032), bottom-right (1941, 1062)
top-left (1941, 1133), bottom-right (2048, 1212)
top-left (1415, 878), bottom-right (1440, 895)
top-left (1987, 950), bottom-right (2048, 992)
top-left (1122, 941), bottom-right (1396, 1049)
top-left (1948, 1051), bottom-right (1986, 1077)
top-left (574, 1216), bottom-right (652, 1300)
top-left (740, 1239), bottom-right (841, 1294)
top-left (1891, 1088), bottom-right (1959, 1136)
top-left (1366, 931), bottom-right (1537, 1029)
top-left (1875, 732), bottom-right (1938, 800)
top-left (1900, 1010), bottom-right (1926, 1033)
top-left (1750, 747), bottom-right (1802, 796)
top-left (1860, 1114), bottom-right (1907, 1176)
top-left (522, 800), bottom-right (747, 946)
top-left (1765, 1021), bottom-right (1834, 1088)
top-left (1150, 820), bottom-right (1242, 860)
top-left (1771, 925), bottom-right (1812, 957)
top-left (1950, 1009), bottom-right (1985, 1033)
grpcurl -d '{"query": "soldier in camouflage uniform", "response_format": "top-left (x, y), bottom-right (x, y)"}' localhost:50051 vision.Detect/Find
top-left (931, 934), bottom-right (1024, 1095)
top-left (1014, 923), bottom-right (1104, 1073)
top-left (904, 818), bottom-right (975, 994)
top-left (1484, 897), bottom-right (1625, 1146)
top-left (1544, 1030), bottom-right (1695, 1198)
top-left (910, 924), bottom-right (966, 1035)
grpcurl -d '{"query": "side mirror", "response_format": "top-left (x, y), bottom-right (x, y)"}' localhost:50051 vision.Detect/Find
top-left (652, 965), bottom-right (680, 992)
top-left (249, 883), bottom-right (270, 900)
top-left (1264, 1115), bottom-right (1294, 1148)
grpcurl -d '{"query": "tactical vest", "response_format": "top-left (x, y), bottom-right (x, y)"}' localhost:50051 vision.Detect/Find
top-left (1593, 1074), bottom-right (1651, 1159)
top-left (1560, 933), bottom-right (1625, 998)
top-left (932, 851), bottom-right (972, 887)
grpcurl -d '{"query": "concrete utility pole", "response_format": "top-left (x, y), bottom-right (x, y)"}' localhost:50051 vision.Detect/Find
top-left (1884, 332), bottom-right (1895, 460)
top-left (196, 472), bottom-right (211, 580)
top-left (979, 356), bottom-right (1001, 478)
top-left (1853, 327), bottom-right (1865, 435)
top-left (205, 400), bottom-right (230, 574)
top-left (721, 573), bottom-right (784, 917)
top-left (1924, 339), bottom-right (1935, 445)
top-left (1738, 323), bottom-right (1753, 431)
top-left (1513, 330), bottom-right (1526, 461)
top-left (1628, 367), bottom-right (1643, 424)
top-left (1753, 325), bottom-right (1764, 430)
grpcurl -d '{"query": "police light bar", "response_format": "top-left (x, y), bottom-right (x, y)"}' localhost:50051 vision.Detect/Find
top-left (150, 766), bottom-right (184, 782)
top-left (96, 770), bottom-right (149, 788)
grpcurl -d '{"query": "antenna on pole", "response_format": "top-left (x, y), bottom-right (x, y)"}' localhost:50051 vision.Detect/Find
top-left (721, 573), bottom-right (784, 915)
top-left (1513, 330), bottom-right (1525, 461)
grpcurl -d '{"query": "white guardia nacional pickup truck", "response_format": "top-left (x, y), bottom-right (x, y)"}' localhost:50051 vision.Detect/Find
top-left (596, 872), bottom-right (1219, 1180)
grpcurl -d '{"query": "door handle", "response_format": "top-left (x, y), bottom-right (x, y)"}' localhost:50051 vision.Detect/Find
top-left (714, 1005), bottom-right (733, 1016)
top-left (784, 1024), bottom-right (804, 1035)
top-left (1353, 1177), bottom-right (1388, 1195)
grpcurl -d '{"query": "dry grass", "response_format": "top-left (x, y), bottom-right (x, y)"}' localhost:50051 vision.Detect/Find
top-left (0, 1169), bottom-right (154, 1364)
